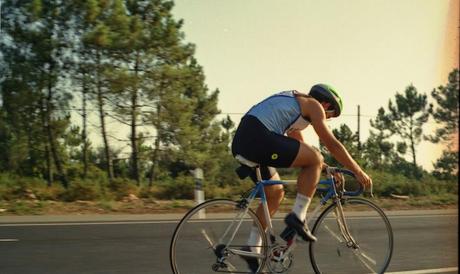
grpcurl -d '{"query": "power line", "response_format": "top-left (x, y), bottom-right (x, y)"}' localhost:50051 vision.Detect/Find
top-left (56, 107), bottom-right (378, 118)
top-left (51, 106), bottom-right (392, 119)
top-left (57, 106), bottom-right (442, 126)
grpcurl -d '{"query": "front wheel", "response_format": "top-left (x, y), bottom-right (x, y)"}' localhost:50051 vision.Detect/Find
top-left (170, 199), bottom-right (268, 274)
top-left (309, 197), bottom-right (393, 274)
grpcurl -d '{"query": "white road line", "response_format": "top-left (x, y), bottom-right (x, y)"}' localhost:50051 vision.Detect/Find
top-left (385, 266), bottom-right (458, 274)
top-left (0, 214), bottom-right (456, 227)
top-left (0, 239), bottom-right (19, 242)
top-left (0, 221), bottom-right (174, 227)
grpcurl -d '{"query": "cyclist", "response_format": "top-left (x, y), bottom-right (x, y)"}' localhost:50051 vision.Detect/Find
top-left (231, 84), bottom-right (372, 271)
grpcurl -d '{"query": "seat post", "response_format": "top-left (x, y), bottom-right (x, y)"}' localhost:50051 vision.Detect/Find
top-left (255, 166), bottom-right (262, 182)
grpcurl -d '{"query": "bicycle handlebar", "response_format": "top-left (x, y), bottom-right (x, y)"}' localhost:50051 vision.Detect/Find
top-left (326, 167), bottom-right (364, 197)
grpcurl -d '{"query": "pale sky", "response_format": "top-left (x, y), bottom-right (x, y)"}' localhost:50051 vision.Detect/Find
top-left (171, 0), bottom-right (460, 171)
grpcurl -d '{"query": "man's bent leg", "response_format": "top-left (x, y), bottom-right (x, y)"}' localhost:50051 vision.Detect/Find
top-left (283, 142), bottom-right (323, 241)
top-left (291, 143), bottom-right (323, 196)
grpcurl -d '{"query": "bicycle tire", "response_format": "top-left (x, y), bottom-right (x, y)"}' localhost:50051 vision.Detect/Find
top-left (170, 199), bottom-right (268, 274)
top-left (309, 197), bottom-right (393, 274)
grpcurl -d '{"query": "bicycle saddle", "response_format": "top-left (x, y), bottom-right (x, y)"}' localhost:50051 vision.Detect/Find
top-left (234, 155), bottom-right (258, 180)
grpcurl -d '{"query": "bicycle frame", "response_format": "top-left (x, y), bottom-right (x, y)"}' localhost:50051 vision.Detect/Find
top-left (170, 164), bottom-right (392, 274)
top-left (222, 168), bottom-right (364, 262)
top-left (219, 180), bottom-right (286, 260)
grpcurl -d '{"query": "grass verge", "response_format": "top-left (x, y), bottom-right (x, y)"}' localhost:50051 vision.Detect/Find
top-left (0, 194), bottom-right (457, 216)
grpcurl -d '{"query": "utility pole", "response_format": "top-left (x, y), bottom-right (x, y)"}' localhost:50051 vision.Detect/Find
top-left (357, 105), bottom-right (361, 152)
top-left (193, 168), bottom-right (205, 218)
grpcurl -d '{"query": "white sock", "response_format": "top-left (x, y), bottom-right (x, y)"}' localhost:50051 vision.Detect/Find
top-left (247, 225), bottom-right (262, 253)
top-left (292, 193), bottom-right (311, 222)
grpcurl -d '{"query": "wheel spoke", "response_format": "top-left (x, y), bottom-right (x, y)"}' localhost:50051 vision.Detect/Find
top-left (356, 249), bottom-right (377, 265)
top-left (170, 199), bottom-right (268, 274)
top-left (353, 249), bottom-right (378, 273)
top-left (324, 224), bottom-right (344, 243)
top-left (201, 229), bottom-right (216, 249)
top-left (310, 197), bottom-right (393, 274)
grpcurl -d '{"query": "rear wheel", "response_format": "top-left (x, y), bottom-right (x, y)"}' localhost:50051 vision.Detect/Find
top-left (170, 199), bottom-right (268, 273)
top-left (309, 197), bottom-right (393, 274)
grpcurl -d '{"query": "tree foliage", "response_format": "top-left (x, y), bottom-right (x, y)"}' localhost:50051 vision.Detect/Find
top-left (1, 0), bottom-right (75, 187)
top-left (372, 85), bottom-right (431, 177)
top-left (0, 1), bottom-right (457, 199)
top-left (428, 69), bottom-right (459, 144)
top-left (432, 150), bottom-right (458, 180)
top-left (0, 0), bottom-right (235, 191)
top-left (363, 108), bottom-right (396, 170)
top-left (428, 68), bottom-right (459, 179)
top-left (321, 124), bottom-right (361, 167)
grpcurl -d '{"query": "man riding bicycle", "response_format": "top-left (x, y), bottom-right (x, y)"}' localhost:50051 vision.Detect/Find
top-left (231, 84), bottom-right (373, 270)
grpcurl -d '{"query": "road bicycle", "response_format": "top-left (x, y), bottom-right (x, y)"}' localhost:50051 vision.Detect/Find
top-left (170, 159), bottom-right (393, 274)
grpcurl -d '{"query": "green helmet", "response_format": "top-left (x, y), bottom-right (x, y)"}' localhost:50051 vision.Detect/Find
top-left (309, 84), bottom-right (343, 117)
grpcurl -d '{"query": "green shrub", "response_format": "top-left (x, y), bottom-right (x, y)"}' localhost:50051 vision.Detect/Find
top-left (368, 169), bottom-right (457, 197)
top-left (7, 200), bottom-right (34, 214)
top-left (203, 184), bottom-right (231, 199)
top-left (0, 173), bottom-right (15, 187)
top-left (108, 178), bottom-right (139, 200)
top-left (98, 200), bottom-right (116, 211)
top-left (84, 165), bottom-right (110, 186)
top-left (155, 176), bottom-right (195, 200)
top-left (204, 179), bottom-right (255, 199)
top-left (138, 186), bottom-right (155, 199)
top-left (59, 181), bottom-right (101, 202)
top-left (0, 173), bottom-right (52, 200)
top-left (33, 185), bottom-right (65, 201)
top-left (1, 169), bottom-right (456, 204)
top-left (0, 184), bottom-right (13, 200)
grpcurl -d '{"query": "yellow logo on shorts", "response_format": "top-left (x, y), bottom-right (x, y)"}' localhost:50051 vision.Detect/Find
top-left (271, 153), bottom-right (279, 160)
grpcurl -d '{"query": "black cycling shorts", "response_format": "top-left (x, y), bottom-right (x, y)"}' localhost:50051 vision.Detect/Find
top-left (231, 115), bottom-right (300, 180)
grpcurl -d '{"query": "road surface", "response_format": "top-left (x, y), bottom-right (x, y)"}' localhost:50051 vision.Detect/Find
top-left (0, 210), bottom-right (457, 274)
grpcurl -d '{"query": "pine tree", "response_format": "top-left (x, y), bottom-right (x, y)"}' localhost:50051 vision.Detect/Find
top-left (428, 68), bottom-right (459, 179)
top-left (80, 0), bottom-right (116, 182)
top-left (1, 0), bottom-right (73, 187)
top-left (428, 69), bottom-right (459, 144)
top-left (432, 151), bottom-right (458, 180)
top-left (383, 85), bottom-right (431, 177)
top-left (363, 108), bottom-right (397, 170)
top-left (221, 115), bottom-right (235, 137)
top-left (320, 124), bottom-right (360, 167)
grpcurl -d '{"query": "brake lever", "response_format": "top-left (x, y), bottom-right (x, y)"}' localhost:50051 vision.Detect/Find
top-left (326, 167), bottom-right (346, 192)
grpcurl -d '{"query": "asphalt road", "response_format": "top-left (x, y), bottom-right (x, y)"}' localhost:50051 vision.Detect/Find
top-left (0, 210), bottom-right (457, 274)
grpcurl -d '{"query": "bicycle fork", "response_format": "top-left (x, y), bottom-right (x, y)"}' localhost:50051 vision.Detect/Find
top-left (332, 198), bottom-right (378, 273)
top-left (334, 198), bottom-right (359, 248)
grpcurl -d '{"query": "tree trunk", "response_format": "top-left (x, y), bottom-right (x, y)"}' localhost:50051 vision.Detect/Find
top-left (96, 51), bottom-right (114, 182)
top-left (130, 53), bottom-right (140, 185)
top-left (410, 136), bottom-right (417, 169)
top-left (46, 73), bottom-right (69, 188)
top-left (81, 74), bottom-right (89, 178)
top-left (148, 137), bottom-right (160, 187)
top-left (39, 98), bottom-right (53, 186)
top-left (409, 117), bottom-right (418, 176)
top-left (130, 92), bottom-right (140, 184)
top-left (148, 102), bottom-right (161, 187)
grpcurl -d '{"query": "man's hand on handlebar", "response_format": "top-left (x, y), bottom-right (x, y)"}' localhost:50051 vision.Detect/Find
top-left (355, 169), bottom-right (372, 189)
top-left (322, 163), bottom-right (345, 187)
top-left (332, 171), bottom-right (344, 188)
top-left (323, 163), bottom-right (372, 190)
